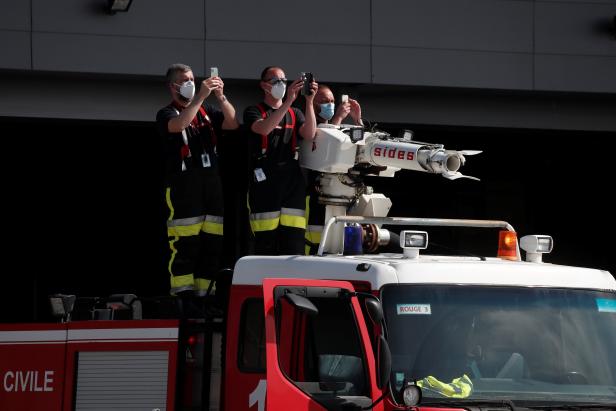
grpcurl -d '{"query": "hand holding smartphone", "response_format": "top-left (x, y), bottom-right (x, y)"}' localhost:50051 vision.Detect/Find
top-left (301, 72), bottom-right (314, 96)
top-left (210, 67), bottom-right (218, 78)
top-left (341, 94), bottom-right (349, 103)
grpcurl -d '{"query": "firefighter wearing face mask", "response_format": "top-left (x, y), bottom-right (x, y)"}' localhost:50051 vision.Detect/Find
top-left (305, 85), bottom-right (364, 255)
top-left (156, 63), bottom-right (239, 296)
top-left (244, 66), bottom-right (318, 255)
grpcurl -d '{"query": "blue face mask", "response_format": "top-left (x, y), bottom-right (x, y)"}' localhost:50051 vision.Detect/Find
top-left (319, 103), bottom-right (335, 121)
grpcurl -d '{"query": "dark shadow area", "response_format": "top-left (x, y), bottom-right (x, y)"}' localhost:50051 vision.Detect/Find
top-left (0, 117), bottom-right (614, 322)
top-left (373, 124), bottom-right (616, 272)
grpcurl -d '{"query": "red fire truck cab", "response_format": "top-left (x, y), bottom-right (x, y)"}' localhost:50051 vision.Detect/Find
top-left (1, 274), bottom-right (392, 411)
top-left (3, 220), bottom-right (616, 411)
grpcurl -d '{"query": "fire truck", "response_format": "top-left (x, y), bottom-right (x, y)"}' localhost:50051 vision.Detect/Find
top-left (2, 125), bottom-right (616, 411)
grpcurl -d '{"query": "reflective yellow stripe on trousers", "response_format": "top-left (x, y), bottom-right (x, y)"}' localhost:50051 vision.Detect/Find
top-left (167, 215), bottom-right (205, 237)
top-left (250, 211), bottom-right (281, 232)
top-left (306, 225), bottom-right (323, 244)
top-left (280, 207), bottom-right (306, 229)
top-left (170, 273), bottom-right (195, 294)
top-left (194, 278), bottom-right (214, 296)
top-left (202, 215), bottom-right (224, 236)
top-left (305, 225), bottom-right (323, 255)
top-left (166, 187), bottom-right (196, 292)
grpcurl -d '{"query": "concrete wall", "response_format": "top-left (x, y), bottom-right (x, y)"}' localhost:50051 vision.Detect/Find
top-left (2, 0), bottom-right (615, 91)
top-left (0, 1), bottom-right (31, 70)
top-left (1, 74), bottom-right (616, 132)
top-left (1, 0), bottom-right (615, 129)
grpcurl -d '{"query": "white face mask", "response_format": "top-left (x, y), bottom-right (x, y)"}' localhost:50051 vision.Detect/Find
top-left (177, 80), bottom-right (195, 100)
top-left (270, 82), bottom-right (286, 100)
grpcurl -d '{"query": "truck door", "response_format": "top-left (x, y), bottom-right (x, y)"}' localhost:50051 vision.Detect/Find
top-left (261, 278), bottom-right (382, 411)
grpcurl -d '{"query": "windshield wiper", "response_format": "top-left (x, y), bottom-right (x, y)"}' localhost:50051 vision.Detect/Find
top-left (420, 398), bottom-right (520, 411)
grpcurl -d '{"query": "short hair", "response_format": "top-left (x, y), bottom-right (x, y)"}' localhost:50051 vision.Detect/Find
top-left (317, 84), bottom-right (332, 94)
top-left (165, 63), bottom-right (192, 84)
top-left (260, 66), bottom-right (283, 81)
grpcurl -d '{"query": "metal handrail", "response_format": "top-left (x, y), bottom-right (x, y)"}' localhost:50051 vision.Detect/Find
top-left (317, 216), bottom-right (518, 258)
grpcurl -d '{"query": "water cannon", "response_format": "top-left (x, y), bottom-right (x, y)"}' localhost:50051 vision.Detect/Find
top-left (357, 132), bottom-right (481, 181)
top-left (301, 125), bottom-right (481, 181)
top-left (299, 125), bottom-right (482, 254)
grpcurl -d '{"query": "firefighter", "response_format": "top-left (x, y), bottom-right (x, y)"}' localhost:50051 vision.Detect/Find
top-left (156, 63), bottom-right (239, 296)
top-left (244, 66), bottom-right (317, 255)
top-left (314, 85), bottom-right (363, 128)
top-left (305, 85), bottom-right (364, 254)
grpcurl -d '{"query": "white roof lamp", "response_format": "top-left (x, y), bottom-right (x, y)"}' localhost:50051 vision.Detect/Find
top-left (400, 230), bottom-right (428, 259)
top-left (520, 235), bottom-right (553, 263)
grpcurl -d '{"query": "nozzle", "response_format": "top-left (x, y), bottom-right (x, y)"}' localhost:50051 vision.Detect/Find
top-left (430, 151), bottom-right (481, 181)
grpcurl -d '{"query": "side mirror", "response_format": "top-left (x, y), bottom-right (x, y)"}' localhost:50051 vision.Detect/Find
top-left (284, 293), bottom-right (319, 316)
top-left (377, 335), bottom-right (392, 389)
top-left (365, 298), bottom-right (384, 324)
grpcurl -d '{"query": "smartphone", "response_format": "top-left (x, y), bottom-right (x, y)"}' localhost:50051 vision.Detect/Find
top-left (301, 72), bottom-right (313, 96)
top-left (341, 94), bottom-right (349, 103)
top-left (210, 67), bottom-right (218, 78)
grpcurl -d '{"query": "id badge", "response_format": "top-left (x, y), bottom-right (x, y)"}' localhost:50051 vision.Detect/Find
top-left (254, 168), bottom-right (266, 182)
top-left (201, 153), bottom-right (211, 168)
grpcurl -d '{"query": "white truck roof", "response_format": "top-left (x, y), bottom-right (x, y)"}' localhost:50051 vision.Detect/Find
top-left (232, 254), bottom-right (616, 291)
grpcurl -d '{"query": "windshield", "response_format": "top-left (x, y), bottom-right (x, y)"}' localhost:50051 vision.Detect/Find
top-left (382, 285), bottom-right (616, 405)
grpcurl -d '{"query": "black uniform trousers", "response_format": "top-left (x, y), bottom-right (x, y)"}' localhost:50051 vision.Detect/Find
top-left (165, 167), bottom-right (224, 296)
top-left (248, 160), bottom-right (306, 255)
top-left (304, 170), bottom-right (326, 255)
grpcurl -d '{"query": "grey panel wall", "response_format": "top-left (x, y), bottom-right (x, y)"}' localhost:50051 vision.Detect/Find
top-left (32, 0), bottom-right (204, 39)
top-left (539, 0), bottom-right (616, 3)
top-left (2, 74), bottom-right (615, 132)
top-left (358, 85), bottom-right (616, 131)
top-left (204, 0), bottom-right (371, 82)
top-left (535, 54), bottom-right (616, 93)
top-left (1, 0), bottom-right (615, 128)
top-left (535, 1), bottom-right (616, 93)
top-left (30, 0), bottom-right (205, 76)
top-left (0, 1), bottom-right (30, 31)
top-left (372, 0), bottom-right (534, 88)
top-left (0, 1), bottom-right (31, 70)
top-left (33, 33), bottom-right (204, 76)
top-left (536, 2), bottom-right (616, 56)
top-left (1, 0), bottom-right (615, 94)
top-left (205, 41), bottom-right (370, 83)
top-left (0, 74), bottom-right (166, 121)
top-left (373, 0), bottom-right (533, 52)
top-left (372, 47), bottom-right (533, 89)
top-left (0, 31), bottom-right (31, 70)
top-left (205, 0), bottom-right (370, 45)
